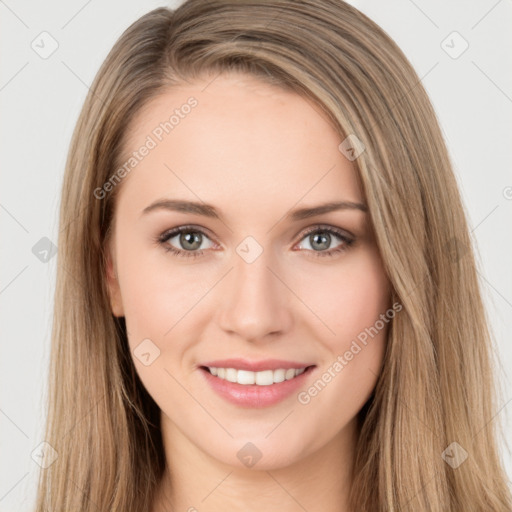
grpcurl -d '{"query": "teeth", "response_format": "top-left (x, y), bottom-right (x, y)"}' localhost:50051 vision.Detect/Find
top-left (207, 366), bottom-right (308, 385)
top-left (225, 368), bottom-right (237, 383)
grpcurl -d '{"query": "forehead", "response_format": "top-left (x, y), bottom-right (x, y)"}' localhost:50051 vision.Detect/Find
top-left (115, 73), bottom-right (363, 221)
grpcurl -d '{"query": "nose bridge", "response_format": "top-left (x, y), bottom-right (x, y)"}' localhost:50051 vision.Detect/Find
top-left (217, 241), bottom-right (292, 341)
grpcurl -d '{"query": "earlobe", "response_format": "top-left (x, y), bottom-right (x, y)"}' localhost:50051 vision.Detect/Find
top-left (105, 250), bottom-right (124, 317)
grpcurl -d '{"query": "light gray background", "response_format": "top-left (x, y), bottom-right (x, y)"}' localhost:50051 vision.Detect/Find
top-left (1, 0), bottom-right (511, 510)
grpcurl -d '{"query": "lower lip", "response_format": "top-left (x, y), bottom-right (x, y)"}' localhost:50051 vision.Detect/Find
top-left (199, 366), bottom-right (315, 408)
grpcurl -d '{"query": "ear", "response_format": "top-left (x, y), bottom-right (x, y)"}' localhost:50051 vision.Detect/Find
top-left (105, 241), bottom-right (124, 317)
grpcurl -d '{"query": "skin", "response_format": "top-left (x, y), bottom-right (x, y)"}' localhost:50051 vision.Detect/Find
top-left (105, 73), bottom-right (391, 512)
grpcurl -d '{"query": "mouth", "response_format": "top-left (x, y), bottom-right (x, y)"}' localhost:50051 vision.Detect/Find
top-left (198, 359), bottom-right (317, 408)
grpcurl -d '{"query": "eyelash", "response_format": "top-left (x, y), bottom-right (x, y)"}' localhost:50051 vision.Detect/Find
top-left (156, 224), bottom-right (355, 260)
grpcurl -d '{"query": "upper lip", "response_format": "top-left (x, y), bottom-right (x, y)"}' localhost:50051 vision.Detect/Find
top-left (200, 358), bottom-right (314, 372)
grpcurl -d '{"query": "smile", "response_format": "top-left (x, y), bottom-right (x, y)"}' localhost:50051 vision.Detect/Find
top-left (199, 361), bottom-right (316, 408)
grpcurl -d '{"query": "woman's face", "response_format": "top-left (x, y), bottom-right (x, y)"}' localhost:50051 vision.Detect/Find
top-left (106, 73), bottom-right (391, 470)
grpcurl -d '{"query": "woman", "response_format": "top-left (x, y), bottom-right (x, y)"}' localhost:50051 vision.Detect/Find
top-left (35, 0), bottom-right (512, 510)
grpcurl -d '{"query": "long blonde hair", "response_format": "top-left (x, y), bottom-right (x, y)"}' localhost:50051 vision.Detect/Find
top-left (35, 1), bottom-right (512, 510)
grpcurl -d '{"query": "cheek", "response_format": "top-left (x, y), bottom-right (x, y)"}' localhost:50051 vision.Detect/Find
top-left (115, 229), bottom-right (207, 342)
top-left (299, 250), bottom-right (391, 409)
top-left (297, 251), bottom-right (390, 402)
top-left (299, 249), bottom-right (391, 347)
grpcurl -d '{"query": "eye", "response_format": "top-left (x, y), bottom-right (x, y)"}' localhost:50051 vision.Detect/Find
top-left (157, 225), bottom-right (216, 259)
top-left (294, 225), bottom-right (355, 258)
top-left (156, 224), bottom-right (355, 260)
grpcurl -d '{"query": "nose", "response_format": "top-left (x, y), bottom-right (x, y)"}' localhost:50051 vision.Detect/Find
top-left (216, 248), bottom-right (293, 343)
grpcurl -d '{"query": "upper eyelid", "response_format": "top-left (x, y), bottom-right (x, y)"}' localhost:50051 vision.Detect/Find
top-left (300, 224), bottom-right (353, 238)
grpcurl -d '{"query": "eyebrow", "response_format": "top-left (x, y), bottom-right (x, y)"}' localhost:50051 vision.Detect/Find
top-left (141, 198), bottom-right (367, 221)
